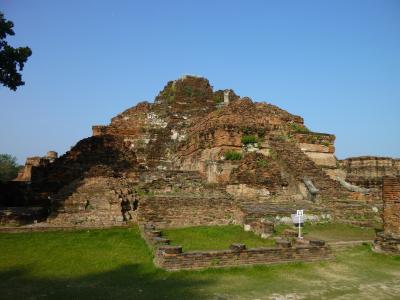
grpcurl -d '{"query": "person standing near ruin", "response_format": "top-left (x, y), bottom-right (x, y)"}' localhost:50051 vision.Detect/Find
top-left (121, 198), bottom-right (132, 221)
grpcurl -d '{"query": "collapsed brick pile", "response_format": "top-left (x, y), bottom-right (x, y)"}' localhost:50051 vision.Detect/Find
top-left (229, 152), bottom-right (287, 192)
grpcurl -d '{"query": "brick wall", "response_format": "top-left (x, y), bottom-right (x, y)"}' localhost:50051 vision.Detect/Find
top-left (155, 244), bottom-right (332, 271)
top-left (382, 176), bottom-right (400, 237)
top-left (138, 196), bottom-right (239, 228)
top-left (373, 176), bottom-right (400, 254)
top-left (140, 223), bottom-right (332, 271)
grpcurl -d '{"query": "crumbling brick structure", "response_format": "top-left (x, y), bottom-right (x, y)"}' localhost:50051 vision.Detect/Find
top-left (340, 157), bottom-right (400, 200)
top-left (0, 75), bottom-right (383, 227)
top-left (374, 176), bottom-right (400, 254)
top-left (14, 151), bottom-right (58, 182)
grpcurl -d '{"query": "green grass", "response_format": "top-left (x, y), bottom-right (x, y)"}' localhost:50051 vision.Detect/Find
top-left (0, 226), bottom-right (399, 299)
top-left (274, 223), bottom-right (376, 242)
top-left (162, 225), bottom-right (275, 251)
top-left (304, 223), bottom-right (376, 242)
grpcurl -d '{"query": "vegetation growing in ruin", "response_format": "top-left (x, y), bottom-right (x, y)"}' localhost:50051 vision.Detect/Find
top-left (257, 127), bottom-right (266, 138)
top-left (224, 150), bottom-right (242, 160)
top-left (289, 123), bottom-right (310, 134)
top-left (275, 133), bottom-right (290, 142)
top-left (322, 141), bottom-right (330, 147)
top-left (269, 148), bottom-right (278, 160)
top-left (1, 226), bottom-right (400, 299)
top-left (241, 135), bottom-right (258, 145)
top-left (242, 127), bottom-right (252, 134)
top-left (162, 225), bottom-right (275, 251)
top-left (183, 85), bottom-right (193, 97)
top-left (161, 84), bottom-right (175, 103)
top-left (213, 95), bottom-right (223, 103)
top-left (256, 158), bottom-right (268, 167)
top-left (134, 186), bottom-right (154, 196)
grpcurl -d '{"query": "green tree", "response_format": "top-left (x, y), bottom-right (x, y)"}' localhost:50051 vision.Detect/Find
top-left (0, 154), bottom-right (21, 182)
top-left (0, 11), bottom-right (32, 91)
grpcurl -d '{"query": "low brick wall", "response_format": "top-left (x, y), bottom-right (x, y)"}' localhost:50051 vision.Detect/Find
top-left (140, 222), bottom-right (333, 271)
top-left (155, 243), bottom-right (333, 271)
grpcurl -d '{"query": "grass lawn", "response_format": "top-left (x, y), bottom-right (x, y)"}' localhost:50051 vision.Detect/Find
top-left (0, 226), bottom-right (399, 299)
top-left (163, 223), bottom-right (376, 252)
top-left (304, 223), bottom-right (376, 242)
top-left (162, 225), bottom-right (275, 251)
top-left (275, 222), bottom-right (376, 242)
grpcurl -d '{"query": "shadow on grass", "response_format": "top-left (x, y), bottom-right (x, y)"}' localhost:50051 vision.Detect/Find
top-left (0, 264), bottom-right (211, 300)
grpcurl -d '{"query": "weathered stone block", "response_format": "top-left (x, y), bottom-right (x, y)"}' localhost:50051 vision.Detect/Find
top-left (148, 230), bottom-right (162, 237)
top-left (229, 243), bottom-right (246, 251)
top-left (310, 240), bottom-right (325, 247)
top-left (276, 239), bottom-right (292, 248)
top-left (159, 245), bottom-right (183, 255)
top-left (153, 237), bottom-right (170, 245)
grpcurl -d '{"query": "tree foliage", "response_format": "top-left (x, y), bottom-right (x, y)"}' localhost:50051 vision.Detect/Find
top-left (0, 154), bottom-right (21, 182)
top-left (0, 11), bottom-right (32, 91)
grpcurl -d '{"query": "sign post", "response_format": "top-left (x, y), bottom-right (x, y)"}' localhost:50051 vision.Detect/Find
top-left (296, 210), bottom-right (304, 239)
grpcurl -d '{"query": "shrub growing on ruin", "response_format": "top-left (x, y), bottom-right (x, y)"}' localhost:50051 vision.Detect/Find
top-left (241, 135), bottom-right (258, 145)
top-left (214, 95), bottom-right (223, 103)
top-left (322, 141), bottom-right (330, 147)
top-left (161, 85), bottom-right (175, 103)
top-left (257, 128), bottom-right (266, 138)
top-left (183, 86), bottom-right (193, 97)
top-left (242, 127), bottom-right (252, 135)
top-left (289, 123), bottom-right (310, 134)
top-left (224, 150), bottom-right (242, 161)
top-left (256, 159), bottom-right (268, 167)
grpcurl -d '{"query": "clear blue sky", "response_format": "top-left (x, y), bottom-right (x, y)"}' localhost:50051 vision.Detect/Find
top-left (1, 0), bottom-right (399, 163)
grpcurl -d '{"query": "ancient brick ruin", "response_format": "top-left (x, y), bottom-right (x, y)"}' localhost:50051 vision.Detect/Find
top-left (14, 151), bottom-right (58, 182)
top-left (140, 223), bottom-right (332, 271)
top-left (374, 176), bottom-right (400, 254)
top-left (340, 157), bottom-right (400, 199)
top-left (0, 76), bottom-right (386, 229)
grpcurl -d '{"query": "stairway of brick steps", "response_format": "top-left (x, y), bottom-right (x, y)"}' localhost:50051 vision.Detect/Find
top-left (326, 199), bottom-right (382, 226)
top-left (270, 140), bottom-right (347, 199)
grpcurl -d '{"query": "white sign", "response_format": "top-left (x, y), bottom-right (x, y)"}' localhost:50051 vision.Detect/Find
top-left (291, 210), bottom-right (305, 239)
top-left (291, 214), bottom-right (304, 224)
